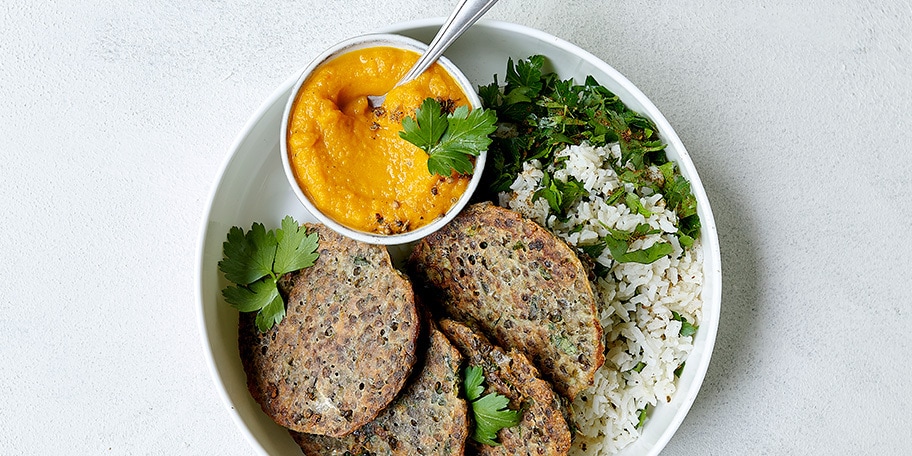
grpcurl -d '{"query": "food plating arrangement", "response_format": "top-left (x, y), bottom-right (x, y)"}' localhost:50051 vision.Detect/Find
top-left (198, 13), bottom-right (720, 456)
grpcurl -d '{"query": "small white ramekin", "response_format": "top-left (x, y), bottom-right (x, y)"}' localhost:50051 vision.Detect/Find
top-left (279, 33), bottom-right (486, 245)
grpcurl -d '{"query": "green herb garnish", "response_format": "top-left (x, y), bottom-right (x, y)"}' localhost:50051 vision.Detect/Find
top-left (603, 233), bottom-right (673, 265)
top-left (218, 216), bottom-right (319, 332)
top-left (671, 311), bottom-right (698, 337)
top-left (532, 170), bottom-right (588, 217)
top-left (479, 55), bottom-right (701, 240)
top-left (674, 362), bottom-right (686, 378)
top-left (636, 404), bottom-right (650, 428)
top-left (463, 365), bottom-right (521, 446)
top-left (579, 223), bottom-right (672, 265)
top-left (399, 97), bottom-right (497, 176)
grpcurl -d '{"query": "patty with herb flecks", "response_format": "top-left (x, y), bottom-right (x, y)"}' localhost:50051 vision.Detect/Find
top-left (438, 318), bottom-right (572, 455)
top-left (238, 223), bottom-right (420, 437)
top-left (291, 324), bottom-right (469, 455)
top-left (409, 202), bottom-right (603, 399)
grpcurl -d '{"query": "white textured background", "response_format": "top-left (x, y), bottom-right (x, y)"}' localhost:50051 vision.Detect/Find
top-left (2, 0), bottom-right (911, 454)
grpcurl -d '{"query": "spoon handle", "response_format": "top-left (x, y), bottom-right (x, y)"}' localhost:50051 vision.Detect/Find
top-left (397, 0), bottom-right (499, 86)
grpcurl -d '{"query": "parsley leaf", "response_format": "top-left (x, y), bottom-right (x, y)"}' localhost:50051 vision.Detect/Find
top-left (400, 98), bottom-right (448, 151)
top-left (504, 55), bottom-right (544, 103)
top-left (428, 146), bottom-right (476, 176)
top-left (256, 294), bottom-right (287, 333)
top-left (580, 224), bottom-right (672, 265)
top-left (219, 223), bottom-right (277, 286)
top-left (218, 216), bottom-right (319, 332)
top-left (399, 98), bottom-right (497, 176)
top-left (625, 193), bottom-right (652, 217)
top-left (221, 278), bottom-right (280, 313)
top-left (463, 365), bottom-right (521, 446)
top-left (464, 365), bottom-right (485, 401)
top-left (472, 394), bottom-right (520, 446)
top-left (602, 233), bottom-right (673, 265)
top-left (274, 216), bottom-right (319, 275)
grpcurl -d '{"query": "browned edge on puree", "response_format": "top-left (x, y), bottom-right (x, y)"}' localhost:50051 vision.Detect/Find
top-left (287, 45), bottom-right (473, 235)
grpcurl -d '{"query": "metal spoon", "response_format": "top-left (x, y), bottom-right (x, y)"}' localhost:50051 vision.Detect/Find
top-left (367, 0), bottom-right (500, 107)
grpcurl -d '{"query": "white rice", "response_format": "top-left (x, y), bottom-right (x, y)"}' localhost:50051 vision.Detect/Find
top-left (500, 143), bottom-right (704, 455)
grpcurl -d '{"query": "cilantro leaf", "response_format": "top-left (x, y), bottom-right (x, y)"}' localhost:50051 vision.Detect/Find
top-left (439, 106), bottom-right (495, 156)
top-left (399, 98), bottom-right (496, 176)
top-left (255, 292), bottom-right (287, 333)
top-left (222, 277), bottom-right (279, 313)
top-left (463, 365), bottom-right (521, 446)
top-left (464, 365), bottom-right (485, 401)
top-left (218, 217), bottom-right (319, 332)
top-left (218, 223), bottom-right (277, 285)
top-left (603, 234), bottom-right (673, 264)
top-left (428, 148), bottom-right (476, 176)
top-left (471, 393), bottom-right (520, 446)
top-left (274, 215), bottom-right (319, 275)
top-left (400, 98), bottom-right (448, 151)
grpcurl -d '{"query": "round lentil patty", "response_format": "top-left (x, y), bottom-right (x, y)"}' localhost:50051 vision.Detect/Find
top-left (410, 202), bottom-right (604, 399)
top-left (238, 223), bottom-right (420, 437)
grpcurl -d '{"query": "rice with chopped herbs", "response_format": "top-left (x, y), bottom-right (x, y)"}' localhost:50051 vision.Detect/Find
top-left (500, 142), bottom-right (703, 455)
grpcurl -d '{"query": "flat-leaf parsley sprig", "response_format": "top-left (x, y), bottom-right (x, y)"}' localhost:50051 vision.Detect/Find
top-left (218, 216), bottom-right (319, 332)
top-left (399, 97), bottom-right (497, 176)
top-left (463, 365), bottom-right (521, 446)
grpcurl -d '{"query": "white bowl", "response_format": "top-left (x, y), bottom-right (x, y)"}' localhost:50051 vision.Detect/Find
top-left (279, 33), bottom-right (486, 246)
top-left (197, 18), bottom-right (721, 456)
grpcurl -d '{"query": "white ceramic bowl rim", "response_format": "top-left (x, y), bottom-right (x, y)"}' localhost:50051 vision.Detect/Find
top-left (279, 33), bottom-right (486, 246)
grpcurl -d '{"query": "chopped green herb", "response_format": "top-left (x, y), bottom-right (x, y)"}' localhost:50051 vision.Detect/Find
top-left (218, 216), bottom-right (319, 332)
top-left (603, 235), bottom-right (673, 264)
top-left (463, 366), bottom-right (521, 446)
top-left (532, 171), bottom-right (588, 217)
top-left (578, 223), bottom-right (671, 265)
top-left (633, 361), bottom-right (646, 373)
top-left (549, 324), bottom-right (580, 356)
top-left (399, 98), bottom-right (497, 176)
top-left (479, 55), bottom-right (700, 241)
top-left (625, 192), bottom-right (652, 217)
top-left (578, 241), bottom-right (607, 260)
top-left (593, 262), bottom-right (612, 279)
top-left (674, 362), bottom-right (686, 378)
top-left (538, 266), bottom-right (553, 280)
top-left (678, 234), bottom-right (695, 248)
top-left (671, 311), bottom-right (698, 337)
top-left (636, 404), bottom-right (650, 428)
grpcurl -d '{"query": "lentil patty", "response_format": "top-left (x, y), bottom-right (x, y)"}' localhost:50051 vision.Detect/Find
top-left (291, 325), bottom-right (469, 455)
top-left (439, 318), bottom-right (572, 456)
top-left (238, 223), bottom-right (419, 437)
top-left (410, 202), bottom-right (604, 399)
